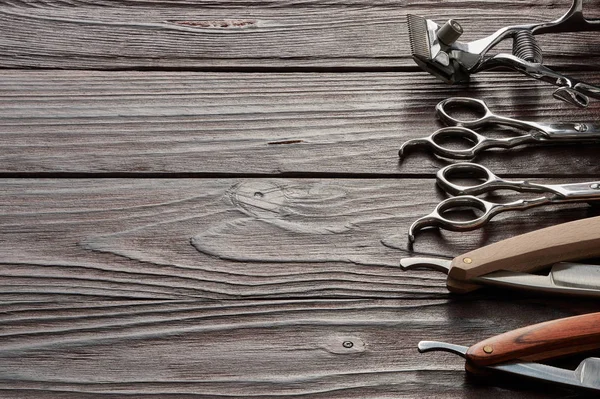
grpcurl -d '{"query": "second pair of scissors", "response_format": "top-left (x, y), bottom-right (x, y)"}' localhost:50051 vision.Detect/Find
top-left (398, 97), bottom-right (600, 160)
top-left (408, 163), bottom-right (600, 242)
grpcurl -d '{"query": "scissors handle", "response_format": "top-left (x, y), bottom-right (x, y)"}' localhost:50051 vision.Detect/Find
top-left (435, 97), bottom-right (525, 129)
top-left (436, 97), bottom-right (492, 128)
top-left (437, 163), bottom-right (600, 199)
top-left (408, 195), bottom-right (550, 241)
top-left (435, 162), bottom-right (563, 196)
top-left (436, 163), bottom-right (531, 195)
top-left (398, 127), bottom-right (536, 160)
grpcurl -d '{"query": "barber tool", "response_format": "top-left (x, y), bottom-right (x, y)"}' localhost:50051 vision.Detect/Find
top-left (401, 215), bottom-right (600, 295)
top-left (407, 0), bottom-right (600, 107)
top-left (398, 97), bottom-right (600, 161)
top-left (418, 312), bottom-right (600, 392)
top-left (408, 162), bottom-right (600, 241)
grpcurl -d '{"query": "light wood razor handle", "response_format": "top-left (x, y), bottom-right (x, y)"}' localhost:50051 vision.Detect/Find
top-left (466, 312), bottom-right (600, 367)
top-left (447, 216), bottom-right (600, 291)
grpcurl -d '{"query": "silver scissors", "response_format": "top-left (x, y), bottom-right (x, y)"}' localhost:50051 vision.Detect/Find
top-left (398, 97), bottom-right (600, 161)
top-left (408, 162), bottom-right (600, 241)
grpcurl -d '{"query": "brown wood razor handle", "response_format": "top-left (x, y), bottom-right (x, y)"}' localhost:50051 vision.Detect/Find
top-left (447, 216), bottom-right (600, 289)
top-left (466, 312), bottom-right (600, 367)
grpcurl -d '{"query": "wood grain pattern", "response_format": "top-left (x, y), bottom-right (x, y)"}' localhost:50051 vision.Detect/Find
top-left (1, 1), bottom-right (600, 69)
top-left (0, 298), bottom-right (597, 398)
top-left (5, 0), bottom-right (600, 397)
top-left (1, 178), bottom-right (599, 300)
top-left (9, 0), bottom-right (600, 9)
top-left (467, 312), bottom-right (600, 366)
top-left (2, 70), bottom-right (600, 175)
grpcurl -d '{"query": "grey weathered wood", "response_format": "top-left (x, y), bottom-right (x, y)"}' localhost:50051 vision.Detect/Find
top-left (4, 1), bottom-right (600, 398)
top-left (0, 298), bottom-right (597, 398)
top-left (2, 70), bottom-right (600, 175)
top-left (1, 1), bottom-right (600, 69)
top-left (1, 178), bottom-right (597, 300)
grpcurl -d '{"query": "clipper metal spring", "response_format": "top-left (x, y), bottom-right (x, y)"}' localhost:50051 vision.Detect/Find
top-left (512, 31), bottom-right (543, 63)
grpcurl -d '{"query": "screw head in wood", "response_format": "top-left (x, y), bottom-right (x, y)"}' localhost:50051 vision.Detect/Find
top-left (483, 345), bottom-right (493, 354)
top-left (463, 257), bottom-right (472, 264)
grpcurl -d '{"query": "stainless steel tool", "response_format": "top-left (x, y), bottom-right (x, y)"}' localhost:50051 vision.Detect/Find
top-left (417, 312), bottom-right (600, 393)
top-left (407, 0), bottom-right (600, 107)
top-left (398, 97), bottom-right (600, 161)
top-left (408, 162), bottom-right (600, 241)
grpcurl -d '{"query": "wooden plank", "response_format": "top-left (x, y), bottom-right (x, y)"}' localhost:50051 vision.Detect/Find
top-left (1, 178), bottom-right (598, 300)
top-left (2, 70), bottom-right (600, 175)
top-left (0, 298), bottom-right (598, 398)
top-left (10, 0), bottom-right (600, 9)
top-left (1, 1), bottom-right (600, 69)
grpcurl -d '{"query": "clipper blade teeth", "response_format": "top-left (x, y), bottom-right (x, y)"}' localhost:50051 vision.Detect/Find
top-left (407, 14), bottom-right (432, 59)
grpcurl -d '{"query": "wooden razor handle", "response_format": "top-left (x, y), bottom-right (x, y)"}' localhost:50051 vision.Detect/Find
top-left (447, 215), bottom-right (600, 287)
top-left (466, 312), bottom-right (600, 367)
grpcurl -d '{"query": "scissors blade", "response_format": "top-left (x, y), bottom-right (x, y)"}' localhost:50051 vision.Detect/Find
top-left (538, 123), bottom-right (600, 139)
top-left (543, 181), bottom-right (600, 200)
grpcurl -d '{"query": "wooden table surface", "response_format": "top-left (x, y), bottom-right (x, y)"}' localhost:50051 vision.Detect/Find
top-left (2, 1), bottom-right (600, 397)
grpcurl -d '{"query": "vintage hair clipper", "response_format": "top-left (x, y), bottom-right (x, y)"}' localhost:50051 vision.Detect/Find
top-left (407, 0), bottom-right (600, 107)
